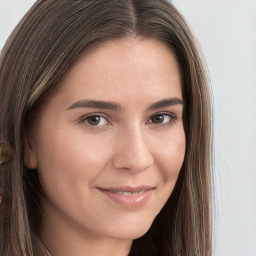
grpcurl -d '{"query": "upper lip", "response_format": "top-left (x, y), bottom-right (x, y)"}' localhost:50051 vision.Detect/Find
top-left (97, 185), bottom-right (155, 192)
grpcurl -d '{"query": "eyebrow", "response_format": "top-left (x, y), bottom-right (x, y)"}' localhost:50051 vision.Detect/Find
top-left (67, 100), bottom-right (122, 111)
top-left (67, 97), bottom-right (183, 111)
top-left (147, 97), bottom-right (183, 110)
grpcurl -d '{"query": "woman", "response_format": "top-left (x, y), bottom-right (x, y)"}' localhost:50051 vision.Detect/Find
top-left (0, 0), bottom-right (213, 255)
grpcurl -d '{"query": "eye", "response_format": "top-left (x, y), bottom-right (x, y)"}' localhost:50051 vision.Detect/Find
top-left (80, 115), bottom-right (109, 126)
top-left (149, 113), bottom-right (177, 125)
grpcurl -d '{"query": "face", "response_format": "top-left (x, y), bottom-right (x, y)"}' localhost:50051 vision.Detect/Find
top-left (26, 38), bottom-right (186, 243)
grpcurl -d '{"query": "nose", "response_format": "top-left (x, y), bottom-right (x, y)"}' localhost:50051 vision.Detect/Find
top-left (112, 127), bottom-right (154, 173)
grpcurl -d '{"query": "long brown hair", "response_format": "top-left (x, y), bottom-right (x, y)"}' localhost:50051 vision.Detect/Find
top-left (0, 0), bottom-right (213, 255)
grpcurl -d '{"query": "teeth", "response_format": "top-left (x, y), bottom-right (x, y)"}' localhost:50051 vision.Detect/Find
top-left (109, 190), bottom-right (146, 196)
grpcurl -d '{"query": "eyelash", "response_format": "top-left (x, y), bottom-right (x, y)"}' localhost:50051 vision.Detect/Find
top-left (78, 112), bottom-right (178, 129)
top-left (78, 113), bottom-right (110, 128)
top-left (147, 112), bottom-right (178, 126)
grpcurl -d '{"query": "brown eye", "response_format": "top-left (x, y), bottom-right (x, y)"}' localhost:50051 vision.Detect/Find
top-left (151, 114), bottom-right (165, 123)
top-left (149, 113), bottom-right (176, 125)
top-left (84, 116), bottom-right (108, 126)
top-left (87, 116), bottom-right (101, 125)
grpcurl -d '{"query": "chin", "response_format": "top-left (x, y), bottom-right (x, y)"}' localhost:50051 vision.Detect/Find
top-left (106, 218), bottom-right (154, 240)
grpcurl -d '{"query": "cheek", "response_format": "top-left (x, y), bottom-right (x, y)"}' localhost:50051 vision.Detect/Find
top-left (157, 130), bottom-right (186, 180)
top-left (35, 129), bottom-right (111, 196)
top-left (150, 130), bottom-right (185, 216)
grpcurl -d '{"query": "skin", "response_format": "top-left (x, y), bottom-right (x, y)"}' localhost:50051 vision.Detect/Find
top-left (25, 37), bottom-right (186, 256)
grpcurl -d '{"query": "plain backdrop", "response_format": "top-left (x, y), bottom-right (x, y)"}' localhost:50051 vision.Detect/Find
top-left (0, 0), bottom-right (255, 255)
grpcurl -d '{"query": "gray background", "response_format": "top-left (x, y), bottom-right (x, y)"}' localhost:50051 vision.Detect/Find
top-left (0, 0), bottom-right (255, 255)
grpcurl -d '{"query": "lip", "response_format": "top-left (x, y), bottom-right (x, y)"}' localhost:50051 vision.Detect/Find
top-left (97, 185), bottom-right (155, 208)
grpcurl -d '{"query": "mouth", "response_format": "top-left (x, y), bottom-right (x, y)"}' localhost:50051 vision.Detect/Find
top-left (96, 186), bottom-right (155, 208)
top-left (99, 188), bottom-right (150, 196)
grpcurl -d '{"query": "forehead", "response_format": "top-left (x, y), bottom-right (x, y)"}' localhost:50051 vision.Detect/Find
top-left (64, 38), bottom-right (180, 90)
top-left (42, 37), bottom-right (182, 114)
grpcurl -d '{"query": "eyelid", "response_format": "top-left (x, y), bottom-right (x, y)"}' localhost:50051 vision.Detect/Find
top-left (78, 112), bottom-right (111, 127)
top-left (146, 111), bottom-right (179, 125)
top-left (77, 111), bottom-right (180, 129)
top-left (149, 111), bottom-right (177, 118)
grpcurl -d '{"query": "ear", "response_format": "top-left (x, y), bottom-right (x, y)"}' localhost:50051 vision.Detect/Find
top-left (24, 133), bottom-right (38, 169)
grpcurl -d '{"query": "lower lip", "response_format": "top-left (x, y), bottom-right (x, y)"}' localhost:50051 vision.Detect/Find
top-left (98, 189), bottom-right (153, 208)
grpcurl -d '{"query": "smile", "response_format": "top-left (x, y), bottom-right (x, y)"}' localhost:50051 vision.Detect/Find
top-left (101, 189), bottom-right (147, 196)
top-left (97, 186), bottom-right (155, 208)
